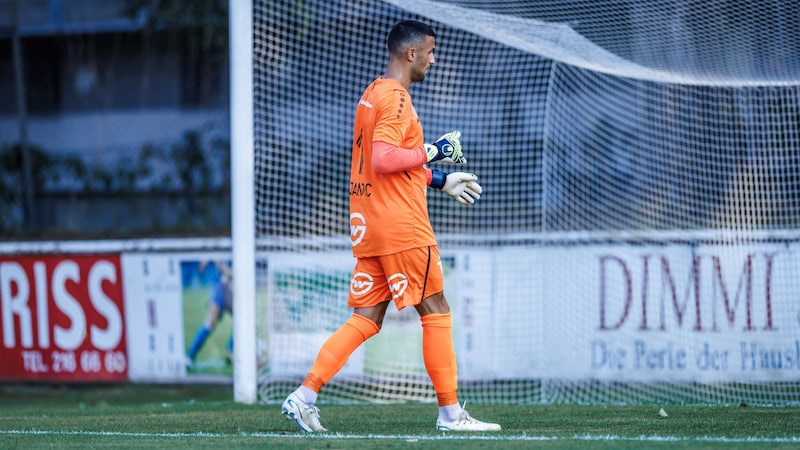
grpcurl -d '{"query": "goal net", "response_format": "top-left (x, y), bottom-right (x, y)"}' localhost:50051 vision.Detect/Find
top-left (247, 0), bottom-right (800, 405)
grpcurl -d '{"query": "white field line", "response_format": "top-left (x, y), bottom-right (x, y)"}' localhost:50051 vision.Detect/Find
top-left (1, 429), bottom-right (799, 444)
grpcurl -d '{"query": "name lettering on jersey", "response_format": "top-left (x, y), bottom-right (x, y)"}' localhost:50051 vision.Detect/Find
top-left (350, 272), bottom-right (374, 296)
top-left (359, 99), bottom-right (373, 109)
top-left (350, 212), bottom-right (367, 246)
top-left (388, 273), bottom-right (409, 300)
top-left (350, 182), bottom-right (372, 197)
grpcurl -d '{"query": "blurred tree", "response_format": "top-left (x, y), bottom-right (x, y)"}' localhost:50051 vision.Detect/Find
top-left (122, 0), bottom-right (228, 49)
top-left (10, 0), bottom-right (36, 229)
top-left (122, 0), bottom-right (229, 107)
top-left (0, 143), bottom-right (85, 234)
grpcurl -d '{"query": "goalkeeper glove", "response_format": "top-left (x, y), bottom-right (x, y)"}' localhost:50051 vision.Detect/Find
top-left (424, 130), bottom-right (466, 164)
top-left (430, 170), bottom-right (482, 205)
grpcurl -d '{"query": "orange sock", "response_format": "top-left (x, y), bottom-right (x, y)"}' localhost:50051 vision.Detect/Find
top-left (302, 314), bottom-right (380, 392)
top-left (421, 312), bottom-right (459, 406)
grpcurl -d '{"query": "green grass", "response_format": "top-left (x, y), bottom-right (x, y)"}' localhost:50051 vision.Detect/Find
top-left (0, 384), bottom-right (798, 449)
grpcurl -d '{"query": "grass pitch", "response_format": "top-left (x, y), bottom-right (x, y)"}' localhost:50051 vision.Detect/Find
top-left (0, 384), bottom-right (798, 449)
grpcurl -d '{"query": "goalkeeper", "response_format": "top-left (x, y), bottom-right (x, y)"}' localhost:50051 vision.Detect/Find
top-left (282, 20), bottom-right (500, 433)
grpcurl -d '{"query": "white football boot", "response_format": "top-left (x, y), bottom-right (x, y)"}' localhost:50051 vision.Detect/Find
top-left (436, 407), bottom-right (501, 432)
top-left (281, 392), bottom-right (328, 432)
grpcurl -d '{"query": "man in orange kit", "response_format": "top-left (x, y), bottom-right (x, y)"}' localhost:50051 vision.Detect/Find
top-left (281, 20), bottom-right (499, 433)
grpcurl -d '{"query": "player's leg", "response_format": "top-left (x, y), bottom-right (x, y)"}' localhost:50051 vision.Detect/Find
top-left (282, 257), bottom-right (389, 432)
top-left (410, 247), bottom-right (501, 432)
top-left (416, 292), bottom-right (458, 407)
top-left (302, 304), bottom-right (386, 395)
top-left (282, 306), bottom-right (385, 432)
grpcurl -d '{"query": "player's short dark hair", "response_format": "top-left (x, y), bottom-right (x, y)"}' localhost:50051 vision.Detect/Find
top-left (387, 20), bottom-right (435, 55)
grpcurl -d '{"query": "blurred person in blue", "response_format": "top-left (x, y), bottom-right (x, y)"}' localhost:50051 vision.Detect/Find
top-left (186, 260), bottom-right (234, 366)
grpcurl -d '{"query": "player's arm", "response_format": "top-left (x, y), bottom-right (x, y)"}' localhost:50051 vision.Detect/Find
top-left (371, 90), bottom-right (465, 171)
top-left (372, 141), bottom-right (427, 173)
top-left (371, 92), bottom-right (430, 173)
top-left (372, 132), bottom-right (467, 174)
top-left (427, 169), bottom-right (482, 205)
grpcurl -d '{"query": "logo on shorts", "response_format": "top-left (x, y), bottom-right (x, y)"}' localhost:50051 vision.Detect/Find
top-left (350, 212), bottom-right (367, 247)
top-left (351, 272), bottom-right (374, 296)
top-left (388, 273), bottom-right (409, 300)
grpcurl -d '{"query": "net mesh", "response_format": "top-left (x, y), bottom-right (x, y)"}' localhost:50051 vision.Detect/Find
top-left (252, 0), bottom-right (800, 405)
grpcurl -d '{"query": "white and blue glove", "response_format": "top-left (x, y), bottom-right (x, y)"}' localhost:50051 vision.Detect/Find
top-left (424, 130), bottom-right (466, 164)
top-left (430, 170), bottom-right (482, 205)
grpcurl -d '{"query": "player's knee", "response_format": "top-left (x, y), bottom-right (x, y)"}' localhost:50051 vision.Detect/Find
top-left (415, 291), bottom-right (449, 316)
top-left (347, 314), bottom-right (381, 339)
top-left (353, 302), bottom-right (389, 330)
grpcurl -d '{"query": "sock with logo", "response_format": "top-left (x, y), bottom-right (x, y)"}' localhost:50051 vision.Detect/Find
top-left (420, 312), bottom-right (459, 407)
top-left (303, 314), bottom-right (380, 392)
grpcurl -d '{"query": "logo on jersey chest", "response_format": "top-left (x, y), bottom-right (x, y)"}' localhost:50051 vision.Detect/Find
top-left (350, 212), bottom-right (366, 246)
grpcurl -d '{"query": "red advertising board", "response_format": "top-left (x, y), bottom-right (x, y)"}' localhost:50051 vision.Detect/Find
top-left (0, 254), bottom-right (128, 381)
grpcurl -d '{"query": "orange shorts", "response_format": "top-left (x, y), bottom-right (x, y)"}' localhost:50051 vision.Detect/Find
top-left (348, 246), bottom-right (444, 310)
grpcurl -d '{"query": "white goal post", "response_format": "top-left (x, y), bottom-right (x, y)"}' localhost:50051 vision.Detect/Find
top-left (233, 0), bottom-right (800, 405)
top-left (229, 0), bottom-right (257, 404)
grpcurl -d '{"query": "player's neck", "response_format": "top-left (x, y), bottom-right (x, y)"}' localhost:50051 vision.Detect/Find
top-left (383, 59), bottom-right (412, 90)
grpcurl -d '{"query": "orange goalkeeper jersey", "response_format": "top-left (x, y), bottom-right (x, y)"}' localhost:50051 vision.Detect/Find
top-left (349, 77), bottom-right (436, 257)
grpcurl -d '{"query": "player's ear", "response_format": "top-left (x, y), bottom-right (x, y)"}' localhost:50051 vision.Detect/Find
top-left (405, 46), bottom-right (416, 62)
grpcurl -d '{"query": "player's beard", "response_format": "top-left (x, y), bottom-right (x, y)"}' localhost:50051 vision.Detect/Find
top-left (412, 65), bottom-right (430, 83)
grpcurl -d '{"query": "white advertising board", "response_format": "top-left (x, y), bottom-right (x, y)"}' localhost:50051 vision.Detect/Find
top-left (122, 252), bottom-right (233, 383)
top-left (122, 253), bottom-right (187, 381)
top-left (531, 242), bottom-right (800, 381)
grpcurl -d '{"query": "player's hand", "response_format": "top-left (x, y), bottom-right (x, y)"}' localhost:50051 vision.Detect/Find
top-left (424, 130), bottom-right (466, 164)
top-left (442, 172), bottom-right (482, 205)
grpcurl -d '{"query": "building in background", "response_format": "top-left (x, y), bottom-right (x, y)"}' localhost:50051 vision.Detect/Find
top-left (0, 0), bottom-right (230, 237)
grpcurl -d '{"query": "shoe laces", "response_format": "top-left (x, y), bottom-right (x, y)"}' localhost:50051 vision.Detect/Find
top-left (455, 401), bottom-right (475, 423)
top-left (301, 402), bottom-right (321, 417)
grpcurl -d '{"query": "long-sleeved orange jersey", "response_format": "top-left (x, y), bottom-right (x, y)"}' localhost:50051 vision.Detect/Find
top-left (349, 77), bottom-right (436, 257)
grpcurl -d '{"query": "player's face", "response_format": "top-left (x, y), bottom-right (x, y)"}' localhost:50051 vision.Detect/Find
top-left (410, 36), bottom-right (436, 83)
